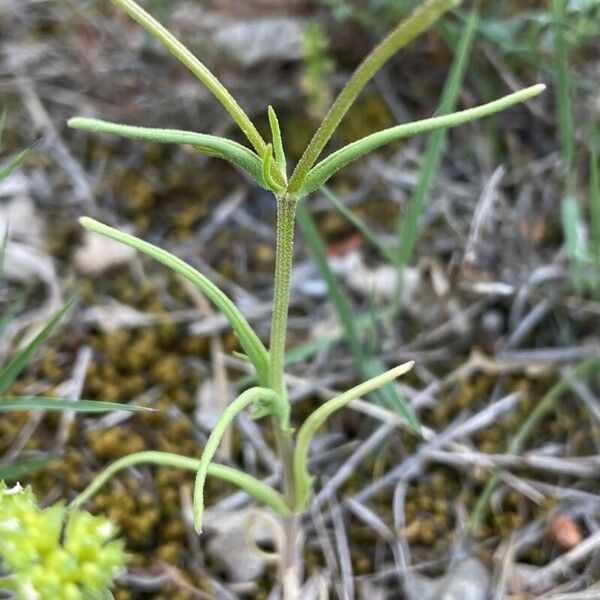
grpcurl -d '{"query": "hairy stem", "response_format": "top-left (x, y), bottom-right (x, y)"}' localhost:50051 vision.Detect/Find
top-left (268, 195), bottom-right (297, 504)
top-left (268, 194), bottom-right (300, 598)
top-left (70, 451), bottom-right (289, 516)
top-left (269, 196), bottom-right (298, 401)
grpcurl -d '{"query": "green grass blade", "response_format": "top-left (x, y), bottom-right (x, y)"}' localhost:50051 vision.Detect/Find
top-left (79, 218), bottom-right (270, 385)
top-left (0, 108), bottom-right (6, 151)
top-left (300, 84), bottom-right (545, 197)
top-left (0, 397), bottom-right (153, 413)
top-left (296, 202), bottom-right (419, 431)
top-left (322, 186), bottom-right (396, 262)
top-left (0, 455), bottom-right (59, 482)
top-left (0, 299), bottom-right (75, 396)
top-left (590, 150), bottom-right (600, 259)
top-left (395, 9), bottom-right (477, 295)
top-left (551, 0), bottom-right (575, 188)
top-left (68, 117), bottom-right (267, 189)
top-left (70, 451), bottom-right (290, 518)
top-left (193, 387), bottom-right (287, 533)
top-left (297, 202), bottom-right (367, 363)
top-left (561, 196), bottom-right (586, 289)
top-left (0, 147), bottom-right (31, 183)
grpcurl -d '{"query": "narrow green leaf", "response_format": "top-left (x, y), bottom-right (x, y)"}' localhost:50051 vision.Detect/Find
top-left (79, 218), bottom-right (270, 385)
top-left (0, 454), bottom-right (58, 481)
top-left (260, 143), bottom-right (281, 193)
top-left (299, 85), bottom-right (546, 196)
top-left (109, 0), bottom-right (267, 155)
top-left (0, 299), bottom-right (75, 396)
top-left (0, 147), bottom-right (31, 183)
top-left (0, 397), bottom-right (153, 413)
top-left (322, 186), bottom-right (396, 262)
top-left (70, 451), bottom-right (290, 520)
top-left (293, 361), bottom-right (414, 509)
top-left (396, 9), bottom-right (478, 300)
top-left (590, 150), bottom-right (600, 259)
top-left (193, 387), bottom-right (288, 533)
top-left (289, 0), bottom-right (461, 192)
top-left (68, 117), bottom-right (268, 189)
top-left (268, 106), bottom-right (287, 176)
top-left (561, 196), bottom-right (585, 289)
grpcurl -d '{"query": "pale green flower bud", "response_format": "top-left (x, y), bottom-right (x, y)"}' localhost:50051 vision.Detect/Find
top-left (0, 481), bottom-right (127, 600)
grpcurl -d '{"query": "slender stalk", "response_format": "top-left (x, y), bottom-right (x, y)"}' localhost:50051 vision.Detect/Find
top-left (269, 195), bottom-right (298, 401)
top-left (268, 193), bottom-right (300, 598)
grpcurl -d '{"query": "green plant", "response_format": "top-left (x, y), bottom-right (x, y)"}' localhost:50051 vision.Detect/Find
top-left (0, 481), bottom-right (126, 600)
top-left (67, 0), bottom-right (544, 593)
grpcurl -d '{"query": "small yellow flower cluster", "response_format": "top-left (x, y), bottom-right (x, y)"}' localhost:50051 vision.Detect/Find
top-left (0, 481), bottom-right (126, 600)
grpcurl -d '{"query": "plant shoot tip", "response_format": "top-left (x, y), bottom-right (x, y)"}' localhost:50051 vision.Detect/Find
top-left (78, 216), bottom-right (94, 228)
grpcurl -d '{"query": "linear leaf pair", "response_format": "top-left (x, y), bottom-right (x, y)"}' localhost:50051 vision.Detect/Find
top-left (69, 83), bottom-right (546, 200)
top-left (73, 362), bottom-right (413, 532)
top-left (69, 105), bottom-right (290, 196)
